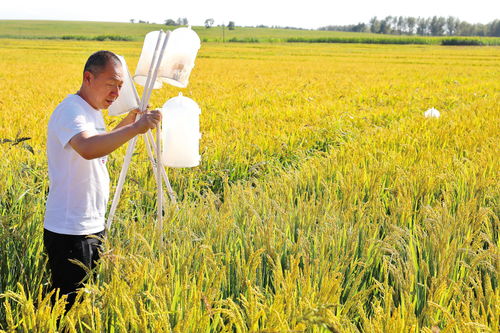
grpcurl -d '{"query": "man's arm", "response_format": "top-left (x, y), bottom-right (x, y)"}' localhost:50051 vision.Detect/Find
top-left (112, 109), bottom-right (141, 131)
top-left (69, 110), bottom-right (161, 160)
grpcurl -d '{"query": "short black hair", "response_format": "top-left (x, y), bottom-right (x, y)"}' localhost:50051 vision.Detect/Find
top-left (83, 50), bottom-right (121, 76)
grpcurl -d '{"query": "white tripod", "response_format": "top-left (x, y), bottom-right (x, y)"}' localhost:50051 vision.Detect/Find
top-left (106, 30), bottom-right (175, 234)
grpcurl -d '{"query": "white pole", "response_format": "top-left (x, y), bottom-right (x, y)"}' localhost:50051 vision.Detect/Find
top-left (106, 31), bottom-right (164, 231)
top-left (143, 30), bottom-right (170, 108)
top-left (146, 31), bottom-right (170, 230)
top-left (106, 136), bottom-right (138, 230)
top-left (139, 31), bottom-right (163, 111)
top-left (156, 123), bottom-right (163, 232)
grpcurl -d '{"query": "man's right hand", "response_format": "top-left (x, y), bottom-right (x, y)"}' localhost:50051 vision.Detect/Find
top-left (133, 110), bottom-right (162, 134)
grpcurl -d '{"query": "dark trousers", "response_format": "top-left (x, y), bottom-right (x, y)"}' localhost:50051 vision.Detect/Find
top-left (43, 228), bottom-right (105, 310)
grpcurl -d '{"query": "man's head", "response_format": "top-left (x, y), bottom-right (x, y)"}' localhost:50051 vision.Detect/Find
top-left (79, 51), bottom-right (124, 110)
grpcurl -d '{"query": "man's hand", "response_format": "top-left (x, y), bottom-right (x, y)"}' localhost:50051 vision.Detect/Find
top-left (113, 105), bottom-right (149, 130)
top-left (133, 110), bottom-right (162, 134)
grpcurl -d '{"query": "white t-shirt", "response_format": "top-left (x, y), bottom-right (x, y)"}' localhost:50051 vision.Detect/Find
top-left (44, 94), bottom-right (109, 235)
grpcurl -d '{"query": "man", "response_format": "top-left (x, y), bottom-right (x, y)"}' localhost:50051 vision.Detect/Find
top-left (43, 50), bottom-right (161, 310)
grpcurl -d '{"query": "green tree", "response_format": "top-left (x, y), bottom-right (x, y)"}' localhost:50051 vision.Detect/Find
top-left (446, 16), bottom-right (458, 35)
top-left (205, 18), bottom-right (214, 28)
top-left (407, 17), bottom-right (416, 35)
top-left (430, 16), bottom-right (446, 36)
top-left (417, 17), bottom-right (429, 35)
top-left (228, 21), bottom-right (235, 30)
top-left (396, 16), bottom-right (406, 34)
top-left (489, 19), bottom-right (500, 37)
top-left (165, 19), bottom-right (176, 26)
top-left (379, 16), bottom-right (393, 34)
top-left (176, 17), bottom-right (188, 26)
top-left (369, 17), bottom-right (380, 33)
top-left (457, 21), bottom-right (473, 35)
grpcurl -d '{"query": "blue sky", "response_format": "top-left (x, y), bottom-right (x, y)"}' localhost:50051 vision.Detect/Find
top-left (1, 0), bottom-right (498, 29)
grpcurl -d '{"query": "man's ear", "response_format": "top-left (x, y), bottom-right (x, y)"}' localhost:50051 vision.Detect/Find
top-left (83, 71), bottom-right (93, 85)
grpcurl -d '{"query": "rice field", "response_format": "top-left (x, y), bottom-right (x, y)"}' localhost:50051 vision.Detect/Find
top-left (0, 38), bottom-right (499, 332)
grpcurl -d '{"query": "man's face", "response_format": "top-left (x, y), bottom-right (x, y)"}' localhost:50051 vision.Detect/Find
top-left (85, 61), bottom-right (124, 110)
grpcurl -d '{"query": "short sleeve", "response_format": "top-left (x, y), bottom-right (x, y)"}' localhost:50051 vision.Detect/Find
top-left (54, 105), bottom-right (95, 148)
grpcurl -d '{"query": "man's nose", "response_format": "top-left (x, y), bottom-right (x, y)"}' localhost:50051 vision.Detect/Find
top-left (111, 86), bottom-right (120, 96)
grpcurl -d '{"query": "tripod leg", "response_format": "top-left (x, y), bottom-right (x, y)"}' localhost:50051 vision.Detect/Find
top-left (106, 136), bottom-right (139, 230)
top-left (156, 124), bottom-right (163, 233)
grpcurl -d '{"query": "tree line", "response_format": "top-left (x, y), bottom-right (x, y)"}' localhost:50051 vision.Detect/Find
top-left (319, 16), bottom-right (500, 37)
top-left (130, 17), bottom-right (236, 30)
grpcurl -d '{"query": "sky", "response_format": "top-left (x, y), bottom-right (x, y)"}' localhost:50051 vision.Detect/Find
top-left (1, 0), bottom-right (499, 29)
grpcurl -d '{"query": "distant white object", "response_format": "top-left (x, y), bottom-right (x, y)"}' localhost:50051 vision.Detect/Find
top-left (161, 93), bottom-right (201, 168)
top-left (424, 108), bottom-right (440, 118)
top-left (108, 55), bottom-right (140, 116)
